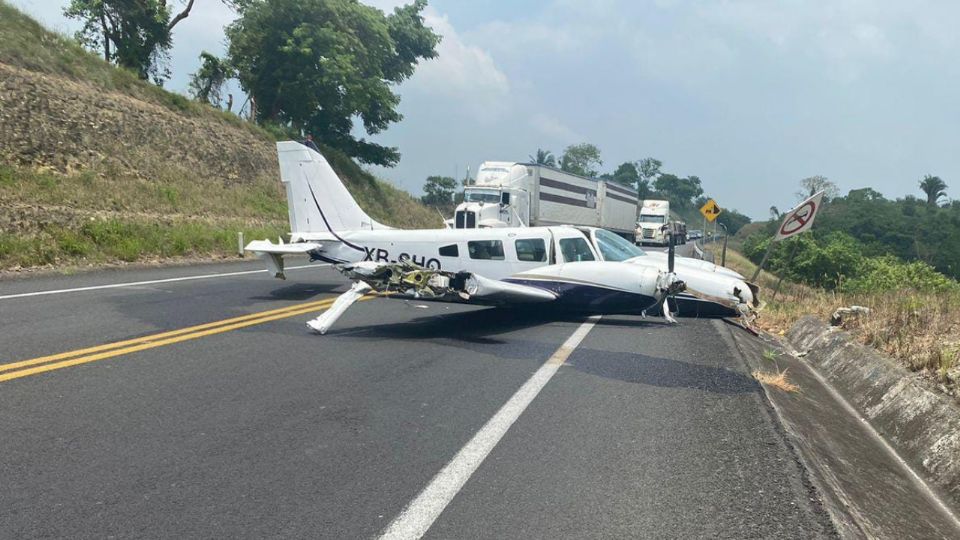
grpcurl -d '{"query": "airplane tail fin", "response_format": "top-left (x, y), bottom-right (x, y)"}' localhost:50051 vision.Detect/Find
top-left (278, 141), bottom-right (390, 236)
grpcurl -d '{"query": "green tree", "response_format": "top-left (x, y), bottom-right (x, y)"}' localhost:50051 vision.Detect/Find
top-left (64, 0), bottom-right (196, 82)
top-left (637, 157), bottom-right (661, 199)
top-left (188, 52), bottom-right (233, 107)
top-left (421, 176), bottom-right (457, 206)
top-left (560, 143), bottom-right (602, 177)
top-left (529, 149), bottom-right (556, 167)
top-left (607, 161), bottom-right (640, 188)
top-left (919, 174), bottom-right (948, 206)
top-left (654, 173), bottom-right (703, 208)
top-left (798, 175), bottom-right (839, 201)
top-left (226, 0), bottom-right (440, 166)
top-left (812, 187), bottom-right (960, 280)
top-left (715, 207), bottom-right (751, 235)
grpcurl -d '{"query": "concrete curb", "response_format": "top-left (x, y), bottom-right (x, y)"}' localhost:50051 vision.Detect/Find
top-left (787, 315), bottom-right (960, 510)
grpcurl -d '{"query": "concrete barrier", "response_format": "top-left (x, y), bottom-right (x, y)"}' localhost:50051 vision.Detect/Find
top-left (787, 315), bottom-right (960, 509)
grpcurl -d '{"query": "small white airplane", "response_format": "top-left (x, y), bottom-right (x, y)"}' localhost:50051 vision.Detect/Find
top-left (246, 142), bottom-right (759, 334)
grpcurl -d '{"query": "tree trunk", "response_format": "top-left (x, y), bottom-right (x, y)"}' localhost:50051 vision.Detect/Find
top-left (99, 10), bottom-right (110, 62)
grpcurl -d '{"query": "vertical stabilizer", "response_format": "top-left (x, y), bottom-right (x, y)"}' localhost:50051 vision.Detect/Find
top-left (278, 141), bottom-right (390, 235)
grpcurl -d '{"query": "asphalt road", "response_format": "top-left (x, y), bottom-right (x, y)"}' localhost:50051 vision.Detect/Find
top-left (0, 258), bottom-right (835, 538)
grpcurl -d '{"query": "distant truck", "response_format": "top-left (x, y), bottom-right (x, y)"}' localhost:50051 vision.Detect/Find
top-left (635, 199), bottom-right (674, 246)
top-left (452, 161), bottom-right (639, 238)
top-left (674, 221), bottom-right (687, 244)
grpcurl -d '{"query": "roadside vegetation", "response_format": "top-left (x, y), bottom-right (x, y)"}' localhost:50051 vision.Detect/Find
top-left (720, 175), bottom-right (960, 396)
top-left (0, 161), bottom-right (287, 270)
top-left (0, 219), bottom-right (287, 269)
top-left (0, 1), bottom-right (441, 272)
top-left (724, 248), bottom-right (960, 395)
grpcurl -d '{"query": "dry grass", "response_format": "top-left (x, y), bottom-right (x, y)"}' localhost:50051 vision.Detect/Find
top-left (724, 249), bottom-right (960, 387)
top-left (752, 369), bottom-right (800, 393)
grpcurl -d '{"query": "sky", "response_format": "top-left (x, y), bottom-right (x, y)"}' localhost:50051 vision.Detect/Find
top-left (13, 0), bottom-right (960, 219)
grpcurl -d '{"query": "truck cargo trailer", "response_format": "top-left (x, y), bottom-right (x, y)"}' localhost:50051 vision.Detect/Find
top-left (452, 162), bottom-right (638, 238)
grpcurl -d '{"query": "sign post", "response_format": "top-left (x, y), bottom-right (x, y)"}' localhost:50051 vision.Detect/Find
top-left (717, 222), bottom-right (728, 266)
top-left (750, 191), bottom-right (824, 282)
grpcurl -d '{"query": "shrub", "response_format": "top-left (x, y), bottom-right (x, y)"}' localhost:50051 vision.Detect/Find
top-left (743, 230), bottom-right (958, 293)
top-left (845, 256), bottom-right (959, 293)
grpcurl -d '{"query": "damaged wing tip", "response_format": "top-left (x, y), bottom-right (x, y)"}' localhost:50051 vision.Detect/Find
top-left (306, 320), bottom-right (327, 335)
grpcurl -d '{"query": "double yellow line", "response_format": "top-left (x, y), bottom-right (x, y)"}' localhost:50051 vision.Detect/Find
top-left (0, 295), bottom-right (370, 383)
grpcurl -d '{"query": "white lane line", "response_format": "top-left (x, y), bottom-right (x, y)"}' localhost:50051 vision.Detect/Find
top-left (0, 264), bottom-right (325, 300)
top-left (379, 316), bottom-right (601, 540)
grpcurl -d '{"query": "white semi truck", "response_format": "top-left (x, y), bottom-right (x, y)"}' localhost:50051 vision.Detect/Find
top-left (452, 161), bottom-right (639, 238)
top-left (635, 199), bottom-right (673, 246)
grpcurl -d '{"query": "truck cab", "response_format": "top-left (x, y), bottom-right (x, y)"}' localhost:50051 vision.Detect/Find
top-left (454, 162), bottom-right (531, 229)
top-left (636, 199), bottom-right (671, 246)
top-left (455, 187), bottom-right (530, 228)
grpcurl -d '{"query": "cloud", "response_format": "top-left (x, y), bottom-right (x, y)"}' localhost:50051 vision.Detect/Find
top-left (401, 8), bottom-right (510, 123)
top-left (531, 114), bottom-right (580, 142)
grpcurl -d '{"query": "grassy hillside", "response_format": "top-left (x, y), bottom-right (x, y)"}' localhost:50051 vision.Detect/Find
top-left (0, 1), bottom-right (440, 271)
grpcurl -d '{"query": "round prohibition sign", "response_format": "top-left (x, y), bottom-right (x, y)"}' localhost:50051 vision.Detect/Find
top-left (780, 201), bottom-right (816, 236)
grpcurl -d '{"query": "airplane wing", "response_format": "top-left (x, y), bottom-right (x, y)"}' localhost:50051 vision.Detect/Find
top-left (306, 261), bottom-right (557, 334)
top-left (458, 273), bottom-right (557, 304)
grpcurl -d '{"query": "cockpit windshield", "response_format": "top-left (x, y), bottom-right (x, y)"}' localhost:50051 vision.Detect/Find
top-left (593, 229), bottom-right (646, 261)
top-left (463, 190), bottom-right (501, 204)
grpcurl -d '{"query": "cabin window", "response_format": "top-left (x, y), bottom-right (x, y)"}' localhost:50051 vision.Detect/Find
top-left (467, 240), bottom-right (505, 260)
top-left (558, 237), bottom-right (595, 262)
top-left (514, 238), bottom-right (546, 262)
top-left (439, 244), bottom-right (459, 257)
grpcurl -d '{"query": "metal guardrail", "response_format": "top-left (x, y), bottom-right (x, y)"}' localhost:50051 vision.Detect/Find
top-left (693, 243), bottom-right (704, 260)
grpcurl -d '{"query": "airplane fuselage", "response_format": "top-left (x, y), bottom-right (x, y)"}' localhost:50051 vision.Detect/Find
top-left (297, 225), bottom-right (597, 281)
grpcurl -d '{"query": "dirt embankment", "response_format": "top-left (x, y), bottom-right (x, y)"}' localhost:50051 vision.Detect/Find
top-left (0, 63), bottom-right (278, 188)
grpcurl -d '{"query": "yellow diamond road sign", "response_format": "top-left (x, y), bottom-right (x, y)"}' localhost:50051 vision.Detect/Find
top-left (700, 199), bottom-right (722, 222)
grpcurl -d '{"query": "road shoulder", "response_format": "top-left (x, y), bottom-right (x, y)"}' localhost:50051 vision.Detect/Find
top-left (722, 320), bottom-right (960, 538)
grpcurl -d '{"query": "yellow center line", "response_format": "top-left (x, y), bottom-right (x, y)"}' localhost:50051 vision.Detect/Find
top-left (0, 297), bottom-right (339, 374)
top-left (0, 296), bottom-right (375, 384)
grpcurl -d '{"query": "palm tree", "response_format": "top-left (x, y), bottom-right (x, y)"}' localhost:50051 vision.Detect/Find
top-left (919, 174), bottom-right (948, 206)
top-left (529, 148), bottom-right (556, 167)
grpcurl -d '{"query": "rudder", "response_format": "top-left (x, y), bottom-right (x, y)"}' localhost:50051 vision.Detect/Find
top-left (278, 141), bottom-right (389, 235)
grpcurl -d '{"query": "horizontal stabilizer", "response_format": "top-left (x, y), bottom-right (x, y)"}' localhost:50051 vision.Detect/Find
top-left (244, 239), bottom-right (323, 280)
top-left (244, 240), bottom-right (322, 254)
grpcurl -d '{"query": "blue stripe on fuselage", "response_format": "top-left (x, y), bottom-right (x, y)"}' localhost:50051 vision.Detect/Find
top-left (503, 278), bottom-right (658, 314)
top-left (651, 294), bottom-right (739, 318)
